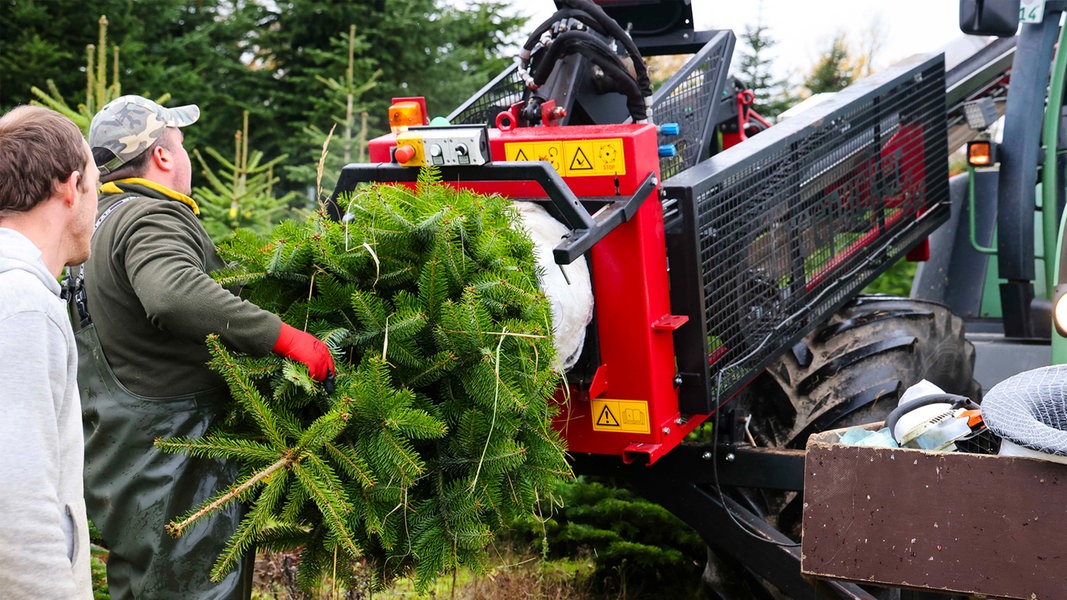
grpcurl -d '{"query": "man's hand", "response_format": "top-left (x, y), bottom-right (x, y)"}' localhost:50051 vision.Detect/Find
top-left (272, 322), bottom-right (335, 382)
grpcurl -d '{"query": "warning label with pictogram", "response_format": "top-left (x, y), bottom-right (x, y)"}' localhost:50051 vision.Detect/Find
top-left (504, 138), bottom-right (626, 177)
top-left (504, 141), bottom-right (562, 172)
top-left (568, 147), bottom-right (593, 171)
top-left (591, 398), bottom-right (650, 434)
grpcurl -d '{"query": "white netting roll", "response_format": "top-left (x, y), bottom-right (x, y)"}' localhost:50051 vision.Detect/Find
top-left (511, 201), bottom-right (594, 370)
top-left (981, 364), bottom-right (1067, 456)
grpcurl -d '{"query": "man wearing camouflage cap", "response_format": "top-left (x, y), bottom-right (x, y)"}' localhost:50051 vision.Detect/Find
top-left (76, 95), bottom-right (335, 599)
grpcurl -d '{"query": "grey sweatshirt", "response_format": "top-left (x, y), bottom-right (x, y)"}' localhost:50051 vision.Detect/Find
top-left (0, 228), bottom-right (93, 599)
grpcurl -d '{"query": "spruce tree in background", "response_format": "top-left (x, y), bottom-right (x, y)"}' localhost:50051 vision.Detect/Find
top-left (285, 24), bottom-right (382, 207)
top-left (194, 112), bottom-right (303, 242)
top-left (241, 0), bottom-right (526, 189)
top-left (156, 169), bottom-right (572, 592)
top-left (804, 33), bottom-right (857, 95)
top-left (4, 0), bottom-right (526, 197)
top-left (1, 0), bottom-right (271, 151)
top-left (736, 21), bottom-right (795, 119)
top-left (27, 15), bottom-right (128, 133)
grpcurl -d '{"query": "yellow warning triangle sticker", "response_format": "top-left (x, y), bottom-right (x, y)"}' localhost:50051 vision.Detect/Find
top-left (596, 404), bottom-right (620, 427)
top-left (569, 147), bottom-right (593, 170)
top-left (515, 149), bottom-right (529, 161)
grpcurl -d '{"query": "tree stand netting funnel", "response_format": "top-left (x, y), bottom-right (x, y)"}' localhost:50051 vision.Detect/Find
top-left (982, 365), bottom-right (1067, 462)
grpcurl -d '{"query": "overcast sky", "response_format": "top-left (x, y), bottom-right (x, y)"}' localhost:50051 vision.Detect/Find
top-left (516, 1), bottom-right (970, 81)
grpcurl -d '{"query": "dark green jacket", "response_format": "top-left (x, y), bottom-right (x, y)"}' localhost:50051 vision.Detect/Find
top-left (82, 178), bottom-right (280, 396)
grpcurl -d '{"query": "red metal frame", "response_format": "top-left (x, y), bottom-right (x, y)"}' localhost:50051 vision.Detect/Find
top-left (368, 122), bottom-right (706, 464)
top-left (721, 89), bottom-right (772, 150)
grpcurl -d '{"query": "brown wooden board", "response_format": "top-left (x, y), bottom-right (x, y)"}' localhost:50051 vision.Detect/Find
top-left (802, 430), bottom-right (1067, 599)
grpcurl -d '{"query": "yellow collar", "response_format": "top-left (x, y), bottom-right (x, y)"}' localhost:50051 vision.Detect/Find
top-left (100, 178), bottom-right (200, 215)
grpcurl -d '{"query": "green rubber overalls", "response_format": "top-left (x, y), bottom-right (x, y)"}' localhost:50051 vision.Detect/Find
top-left (77, 322), bottom-right (253, 599)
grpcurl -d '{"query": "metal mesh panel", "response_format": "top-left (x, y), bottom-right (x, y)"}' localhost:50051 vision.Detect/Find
top-left (649, 30), bottom-right (734, 180)
top-left (663, 55), bottom-right (951, 414)
top-left (447, 64), bottom-right (525, 127)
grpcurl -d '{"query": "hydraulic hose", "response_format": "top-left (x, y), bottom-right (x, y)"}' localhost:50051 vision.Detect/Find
top-left (555, 0), bottom-right (651, 96)
top-left (522, 8), bottom-right (603, 53)
top-left (530, 29), bottom-right (648, 121)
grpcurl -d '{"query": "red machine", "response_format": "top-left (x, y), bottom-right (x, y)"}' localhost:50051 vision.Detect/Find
top-left (367, 118), bottom-right (708, 464)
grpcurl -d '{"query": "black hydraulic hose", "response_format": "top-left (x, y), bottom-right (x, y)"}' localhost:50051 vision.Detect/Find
top-left (530, 30), bottom-right (619, 85)
top-left (555, 0), bottom-right (651, 96)
top-left (522, 8), bottom-right (606, 52)
top-left (530, 30), bottom-right (647, 121)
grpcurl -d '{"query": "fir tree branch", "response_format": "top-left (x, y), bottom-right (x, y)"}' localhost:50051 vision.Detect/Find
top-left (167, 449), bottom-right (300, 538)
top-left (324, 441), bottom-right (376, 488)
top-left (293, 457), bottom-right (360, 558)
top-left (154, 435), bottom-right (280, 464)
top-left (375, 429), bottom-right (426, 486)
top-left (209, 468), bottom-right (291, 581)
top-left (207, 336), bottom-right (290, 446)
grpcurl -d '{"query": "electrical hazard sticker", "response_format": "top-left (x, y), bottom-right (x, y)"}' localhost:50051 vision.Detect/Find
top-left (591, 398), bottom-right (650, 434)
top-left (504, 138), bottom-right (626, 177)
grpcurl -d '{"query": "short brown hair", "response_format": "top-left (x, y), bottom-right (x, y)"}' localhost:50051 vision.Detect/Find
top-left (95, 139), bottom-right (159, 183)
top-left (0, 106), bottom-right (89, 213)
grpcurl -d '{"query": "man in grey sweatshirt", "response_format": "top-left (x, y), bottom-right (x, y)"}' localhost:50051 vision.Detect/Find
top-left (0, 105), bottom-right (100, 598)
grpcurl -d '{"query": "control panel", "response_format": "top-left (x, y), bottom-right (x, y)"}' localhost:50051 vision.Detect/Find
top-left (393, 126), bottom-right (490, 167)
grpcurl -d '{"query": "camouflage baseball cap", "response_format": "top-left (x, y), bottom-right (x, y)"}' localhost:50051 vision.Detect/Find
top-left (89, 95), bottom-right (200, 175)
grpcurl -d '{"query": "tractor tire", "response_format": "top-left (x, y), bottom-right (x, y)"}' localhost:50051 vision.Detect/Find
top-left (742, 295), bottom-right (981, 449)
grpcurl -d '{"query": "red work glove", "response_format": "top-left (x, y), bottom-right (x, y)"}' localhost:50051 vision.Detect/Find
top-left (272, 322), bottom-right (335, 382)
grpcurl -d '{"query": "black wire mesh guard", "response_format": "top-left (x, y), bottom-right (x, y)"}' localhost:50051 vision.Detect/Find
top-left (650, 30), bottom-right (734, 179)
top-left (663, 54), bottom-right (951, 415)
top-left (447, 63), bottom-right (525, 129)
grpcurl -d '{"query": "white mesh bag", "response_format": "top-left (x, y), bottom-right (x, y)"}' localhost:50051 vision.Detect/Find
top-left (982, 364), bottom-right (1067, 459)
top-left (511, 201), bottom-right (594, 370)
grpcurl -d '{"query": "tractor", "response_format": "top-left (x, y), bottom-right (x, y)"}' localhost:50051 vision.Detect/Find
top-left (329, 0), bottom-right (1066, 597)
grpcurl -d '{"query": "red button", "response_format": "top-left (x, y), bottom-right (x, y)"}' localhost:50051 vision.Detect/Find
top-left (394, 144), bottom-right (416, 164)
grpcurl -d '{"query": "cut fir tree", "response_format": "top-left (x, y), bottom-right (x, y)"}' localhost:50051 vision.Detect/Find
top-left (155, 167), bottom-right (573, 592)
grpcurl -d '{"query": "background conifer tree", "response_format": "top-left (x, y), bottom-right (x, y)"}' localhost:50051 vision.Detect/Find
top-left (804, 33), bottom-right (857, 96)
top-left (28, 16), bottom-right (126, 133)
top-left (735, 18), bottom-right (795, 119)
top-left (194, 111), bottom-right (303, 241)
top-left (284, 24), bottom-right (381, 207)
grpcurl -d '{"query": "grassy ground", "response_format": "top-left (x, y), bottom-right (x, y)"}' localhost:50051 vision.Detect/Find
top-left (251, 550), bottom-right (600, 600)
top-left (93, 546), bottom-right (605, 600)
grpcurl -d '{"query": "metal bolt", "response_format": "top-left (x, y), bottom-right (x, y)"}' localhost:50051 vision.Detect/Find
top-left (702, 451), bottom-right (712, 460)
top-left (725, 453), bottom-right (736, 462)
top-left (673, 375), bottom-right (683, 387)
top-left (662, 427), bottom-right (671, 435)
